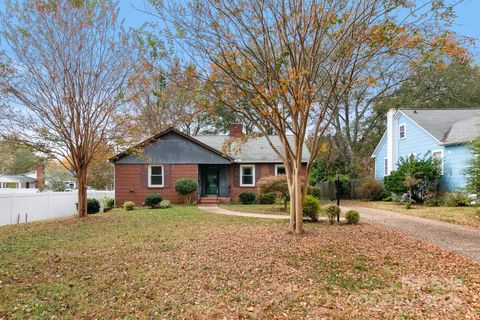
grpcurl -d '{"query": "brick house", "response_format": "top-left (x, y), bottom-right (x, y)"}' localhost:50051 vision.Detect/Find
top-left (110, 124), bottom-right (310, 205)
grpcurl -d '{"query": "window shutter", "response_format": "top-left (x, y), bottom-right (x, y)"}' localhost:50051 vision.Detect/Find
top-left (141, 165), bottom-right (148, 188)
top-left (233, 165), bottom-right (240, 187)
top-left (255, 164), bottom-right (261, 184)
top-left (163, 164), bottom-right (171, 188)
top-left (270, 164), bottom-right (276, 176)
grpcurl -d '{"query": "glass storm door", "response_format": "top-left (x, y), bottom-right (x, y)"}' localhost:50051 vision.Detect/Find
top-left (206, 167), bottom-right (219, 195)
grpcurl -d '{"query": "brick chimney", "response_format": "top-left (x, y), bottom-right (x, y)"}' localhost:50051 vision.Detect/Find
top-left (228, 123), bottom-right (243, 138)
top-left (35, 163), bottom-right (45, 189)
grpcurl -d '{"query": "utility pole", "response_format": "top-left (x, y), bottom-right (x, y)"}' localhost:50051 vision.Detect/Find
top-left (336, 169), bottom-right (340, 222)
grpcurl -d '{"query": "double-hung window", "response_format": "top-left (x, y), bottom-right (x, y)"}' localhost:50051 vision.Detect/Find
top-left (399, 124), bottom-right (406, 139)
top-left (148, 165), bottom-right (164, 187)
top-left (240, 165), bottom-right (255, 187)
top-left (275, 164), bottom-right (286, 175)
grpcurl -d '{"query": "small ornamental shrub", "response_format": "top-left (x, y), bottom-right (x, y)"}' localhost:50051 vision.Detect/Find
top-left (257, 192), bottom-right (276, 204)
top-left (325, 204), bottom-right (340, 224)
top-left (158, 200), bottom-right (172, 209)
top-left (308, 186), bottom-right (322, 200)
top-left (303, 195), bottom-right (320, 222)
top-left (87, 198), bottom-right (100, 214)
top-left (424, 193), bottom-right (444, 207)
top-left (357, 178), bottom-right (387, 201)
top-left (102, 196), bottom-right (115, 209)
top-left (444, 192), bottom-right (471, 207)
top-left (123, 201), bottom-right (135, 211)
top-left (345, 210), bottom-right (360, 224)
top-left (174, 178), bottom-right (197, 204)
top-left (144, 193), bottom-right (163, 208)
top-left (258, 175), bottom-right (289, 210)
top-left (239, 192), bottom-right (256, 204)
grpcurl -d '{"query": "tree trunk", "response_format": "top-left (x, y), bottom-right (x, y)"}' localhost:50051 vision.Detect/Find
top-left (287, 164), bottom-right (304, 234)
top-left (77, 168), bottom-right (88, 218)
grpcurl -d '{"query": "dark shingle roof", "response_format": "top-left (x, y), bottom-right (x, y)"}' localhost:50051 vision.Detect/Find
top-left (400, 109), bottom-right (480, 144)
top-left (194, 135), bottom-right (311, 163)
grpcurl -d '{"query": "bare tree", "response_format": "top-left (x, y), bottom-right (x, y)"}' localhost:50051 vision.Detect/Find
top-left (155, 0), bottom-right (467, 233)
top-left (0, 0), bottom-right (132, 217)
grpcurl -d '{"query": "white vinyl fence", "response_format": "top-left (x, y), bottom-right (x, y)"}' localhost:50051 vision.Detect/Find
top-left (0, 190), bottom-right (114, 227)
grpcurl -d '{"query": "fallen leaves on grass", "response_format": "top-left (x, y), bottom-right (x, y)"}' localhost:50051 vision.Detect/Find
top-left (0, 207), bottom-right (479, 319)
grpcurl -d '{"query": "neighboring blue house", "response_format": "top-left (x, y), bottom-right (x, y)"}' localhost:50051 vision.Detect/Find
top-left (372, 109), bottom-right (480, 191)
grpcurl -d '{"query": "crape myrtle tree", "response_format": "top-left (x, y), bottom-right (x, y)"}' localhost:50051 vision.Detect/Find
top-left (154, 0), bottom-right (468, 234)
top-left (0, 0), bottom-right (132, 217)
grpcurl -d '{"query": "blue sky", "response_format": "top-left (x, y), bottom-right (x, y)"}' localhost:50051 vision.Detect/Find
top-left (119, 0), bottom-right (480, 60)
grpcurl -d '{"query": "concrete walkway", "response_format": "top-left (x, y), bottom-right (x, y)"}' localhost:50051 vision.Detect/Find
top-left (343, 204), bottom-right (480, 263)
top-left (197, 206), bottom-right (289, 219)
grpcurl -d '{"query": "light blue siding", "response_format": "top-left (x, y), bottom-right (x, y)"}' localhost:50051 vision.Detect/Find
top-left (442, 145), bottom-right (472, 191)
top-left (396, 113), bottom-right (439, 160)
top-left (373, 111), bottom-right (474, 191)
top-left (374, 138), bottom-right (387, 180)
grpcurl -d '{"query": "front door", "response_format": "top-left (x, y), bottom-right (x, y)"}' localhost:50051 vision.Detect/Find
top-left (206, 167), bottom-right (219, 195)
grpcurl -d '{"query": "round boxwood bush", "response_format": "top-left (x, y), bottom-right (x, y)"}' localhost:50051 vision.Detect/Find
top-left (174, 178), bottom-right (197, 204)
top-left (257, 192), bottom-right (276, 204)
top-left (144, 193), bottom-right (163, 208)
top-left (325, 204), bottom-right (340, 224)
top-left (159, 200), bottom-right (172, 209)
top-left (175, 178), bottom-right (197, 194)
top-left (239, 191), bottom-right (256, 204)
top-left (303, 195), bottom-right (320, 222)
top-left (86, 198), bottom-right (100, 214)
top-left (123, 201), bottom-right (135, 211)
top-left (345, 210), bottom-right (360, 224)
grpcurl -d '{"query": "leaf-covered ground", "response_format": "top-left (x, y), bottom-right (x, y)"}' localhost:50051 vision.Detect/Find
top-left (0, 207), bottom-right (479, 319)
top-left (346, 200), bottom-right (480, 228)
top-left (220, 203), bottom-right (288, 215)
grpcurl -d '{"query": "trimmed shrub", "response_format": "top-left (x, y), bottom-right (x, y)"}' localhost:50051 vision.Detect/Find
top-left (325, 204), bottom-right (340, 225)
top-left (239, 192), bottom-right (256, 204)
top-left (257, 192), bottom-right (276, 204)
top-left (444, 192), bottom-right (471, 207)
top-left (345, 210), bottom-right (360, 224)
top-left (308, 186), bottom-right (322, 200)
top-left (144, 193), bottom-right (163, 208)
top-left (102, 196), bottom-right (115, 209)
top-left (158, 200), bottom-right (172, 209)
top-left (123, 201), bottom-right (135, 211)
top-left (357, 178), bottom-right (387, 201)
top-left (174, 178), bottom-right (197, 204)
top-left (87, 198), bottom-right (100, 214)
top-left (303, 195), bottom-right (320, 222)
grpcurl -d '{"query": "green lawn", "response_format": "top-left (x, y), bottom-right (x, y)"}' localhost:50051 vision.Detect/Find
top-left (1, 206), bottom-right (479, 319)
top-left (219, 203), bottom-right (288, 214)
top-left (346, 200), bottom-right (480, 228)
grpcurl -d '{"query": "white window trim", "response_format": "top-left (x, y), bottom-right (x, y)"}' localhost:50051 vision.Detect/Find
top-left (384, 158), bottom-right (388, 176)
top-left (275, 164), bottom-right (286, 176)
top-left (148, 164), bottom-right (164, 187)
top-left (432, 150), bottom-right (444, 175)
top-left (399, 123), bottom-right (406, 140)
top-left (240, 164), bottom-right (255, 187)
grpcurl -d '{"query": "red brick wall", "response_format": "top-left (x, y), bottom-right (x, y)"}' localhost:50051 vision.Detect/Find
top-left (229, 163), bottom-right (307, 202)
top-left (115, 162), bottom-right (307, 205)
top-left (115, 164), bottom-right (198, 206)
